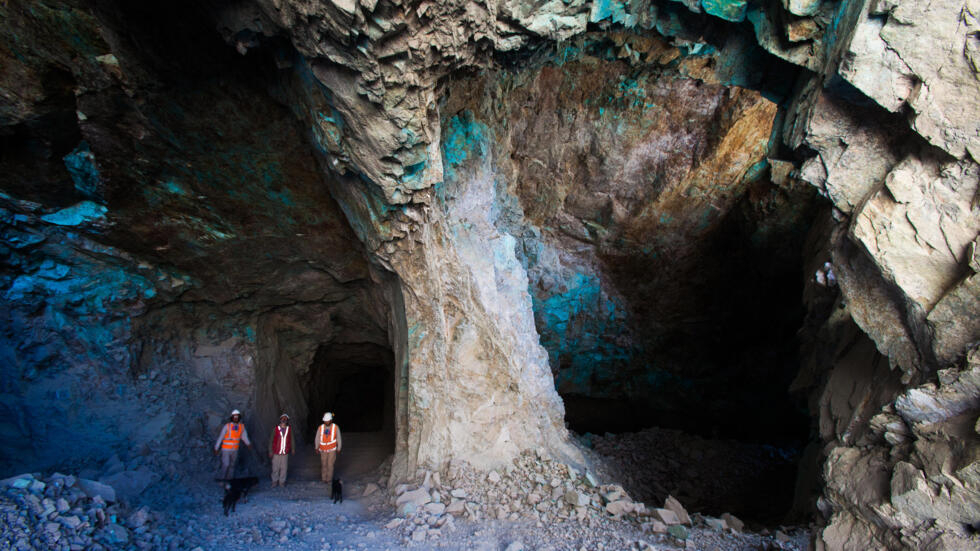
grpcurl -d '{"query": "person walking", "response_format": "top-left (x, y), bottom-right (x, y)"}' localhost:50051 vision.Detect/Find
top-left (268, 413), bottom-right (294, 487)
top-left (213, 409), bottom-right (252, 480)
top-left (314, 412), bottom-right (342, 484)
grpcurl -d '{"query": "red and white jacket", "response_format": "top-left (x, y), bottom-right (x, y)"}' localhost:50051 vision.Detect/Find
top-left (270, 425), bottom-right (293, 455)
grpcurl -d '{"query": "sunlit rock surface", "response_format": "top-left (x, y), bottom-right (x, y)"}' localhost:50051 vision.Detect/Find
top-left (1, 0), bottom-right (979, 549)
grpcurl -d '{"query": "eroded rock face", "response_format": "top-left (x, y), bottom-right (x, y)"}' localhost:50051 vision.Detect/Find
top-left (2, 0), bottom-right (979, 547)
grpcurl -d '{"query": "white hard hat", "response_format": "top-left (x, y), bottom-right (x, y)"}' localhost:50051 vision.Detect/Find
top-left (322, 412), bottom-right (333, 422)
top-left (231, 409), bottom-right (241, 416)
top-left (279, 413), bottom-right (289, 419)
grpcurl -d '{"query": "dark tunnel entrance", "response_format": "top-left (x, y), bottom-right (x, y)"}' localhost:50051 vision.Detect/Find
top-left (541, 182), bottom-right (824, 525)
top-left (303, 342), bottom-right (396, 478)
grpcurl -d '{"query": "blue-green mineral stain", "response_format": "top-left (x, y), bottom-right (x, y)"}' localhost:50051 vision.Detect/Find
top-left (441, 111), bottom-right (490, 182)
top-left (63, 142), bottom-right (102, 199)
top-left (40, 201), bottom-right (107, 226)
top-left (701, 0), bottom-right (747, 22)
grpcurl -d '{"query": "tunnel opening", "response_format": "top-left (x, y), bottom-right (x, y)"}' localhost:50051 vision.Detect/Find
top-left (554, 179), bottom-right (822, 525)
top-left (303, 341), bottom-right (396, 478)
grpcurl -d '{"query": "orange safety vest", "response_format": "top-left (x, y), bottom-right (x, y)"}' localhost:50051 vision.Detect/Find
top-left (317, 423), bottom-right (338, 452)
top-left (221, 423), bottom-right (244, 450)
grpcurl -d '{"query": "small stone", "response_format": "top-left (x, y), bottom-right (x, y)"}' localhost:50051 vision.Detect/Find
top-left (644, 520), bottom-right (668, 533)
top-left (488, 471), bottom-right (501, 484)
top-left (103, 523), bottom-right (130, 544)
top-left (505, 541), bottom-right (525, 551)
top-left (776, 530), bottom-right (791, 542)
top-left (446, 499), bottom-right (465, 515)
top-left (1, 474), bottom-right (34, 489)
top-left (424, 502), bottom-right (446, 515)
top-left (450, 489), bottom-right (466, 498)
top-left (705, 517), bottom-right (727, 531)
top-left (653, 508), bottom-right (681, 525)
top-left (269, 520), bottom-right (288, 533)
top-left (59, 515), bottom-right (82, 529)
top-left (584, 472), bottom-right (598, 487)
top-left (564, 490), bottom-right (589, 507)
top-left (411, 528), bottom-right (426, 542)
top-left (721, 512), bottom-right (744, 532)
top-left (385, 518), bottom-right (404, 529)
top-left (667, 525), bottom-right (690, 540)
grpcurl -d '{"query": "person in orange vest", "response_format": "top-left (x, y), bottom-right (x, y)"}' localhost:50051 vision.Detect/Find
top-left (314, 412), bottom-right (342, 484)
top-left (213, 409), bottom-right (252, 480)
top-left (268, 413), bottom-right (294, 488)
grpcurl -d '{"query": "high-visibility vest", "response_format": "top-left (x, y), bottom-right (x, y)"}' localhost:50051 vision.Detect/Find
top-left (317, 423), bottom-right (338, 452)
top-left (272, 426), bottom-right (291, 455)
top-left (221, 423), bottom-right (244, 450)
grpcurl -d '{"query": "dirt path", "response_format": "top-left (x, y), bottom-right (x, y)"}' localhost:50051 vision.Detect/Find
top-left (141, 463), bottom-right (811, 551)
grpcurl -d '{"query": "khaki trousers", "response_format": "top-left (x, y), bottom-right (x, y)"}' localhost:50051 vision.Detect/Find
top-left (271, 454), bottom-right (289, 485)
top-left (219, 449), bottom-right (238, 480)
top-left (319, 450), bottom-right (337, 482)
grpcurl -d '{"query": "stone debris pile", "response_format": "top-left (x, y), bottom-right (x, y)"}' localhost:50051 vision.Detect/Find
top-left (378, 449), bottom-right (810, 550)
top-left (380, 448), bottom-right (710, 546)
top-left (589, 427), bottom-right (798, 520)
top-left (0, 472), bottom-right (176, 550)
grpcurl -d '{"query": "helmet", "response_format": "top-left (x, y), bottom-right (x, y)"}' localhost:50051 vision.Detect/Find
top-left (322, 412), bottom-right (333, 422)
top-left (231, 409), bottom-right (241, 416)
top-left (279, 413), bottom-right (289, 420)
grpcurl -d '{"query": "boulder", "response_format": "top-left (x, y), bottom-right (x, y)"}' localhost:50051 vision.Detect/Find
top-left (76, 479), bottom-right (116, 503)
top-left (721, 512), bottom-right (744, 532)
top-left (99, 469), bottom-right (158, 503)
top-left (652, 508), bottom-right (681, 525)
top-left (395, 487), bottom-right (431, 508)
top-left (664, 495), bottom-right (691, 525)
top-left (605, 500), bottom-right (634, 516)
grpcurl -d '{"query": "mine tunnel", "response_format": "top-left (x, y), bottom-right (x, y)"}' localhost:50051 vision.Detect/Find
top-left (546, 184), bottom-right (821, 524)
top-left (303, 342), bottom-right (396, 478)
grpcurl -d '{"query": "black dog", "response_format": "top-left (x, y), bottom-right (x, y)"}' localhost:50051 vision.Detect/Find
top-left (222, 476), bottom-right (258, 516)
top-left (331, 478), bottom-right (343, 504)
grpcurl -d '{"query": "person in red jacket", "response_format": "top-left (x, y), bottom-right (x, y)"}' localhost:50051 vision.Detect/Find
top-left (268, 413), bottom-right (294, 487)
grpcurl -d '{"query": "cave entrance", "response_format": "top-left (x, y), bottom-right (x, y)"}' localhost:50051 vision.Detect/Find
top-left (304, 342), bottom-right (395, 478)
top-left (544, 182), bottom-right (822, 525)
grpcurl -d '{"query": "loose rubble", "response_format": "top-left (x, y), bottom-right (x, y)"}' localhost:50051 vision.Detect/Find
top-left (588, 428), bottom-right (799, 521)
top-left (378, 449), bottom-right (810, 550)
top-left (0, 472), bottom-right (173, 550)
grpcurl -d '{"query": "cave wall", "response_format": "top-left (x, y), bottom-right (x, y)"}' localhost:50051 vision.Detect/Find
top-left (0, 0), bottom-right (397, 477)
top-left (1, 0), bottom-right (979, 548)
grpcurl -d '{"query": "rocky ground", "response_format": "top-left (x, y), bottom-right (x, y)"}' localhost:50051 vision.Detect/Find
top-left (587, 428), bottom-right (801, 522)
top-left (1, 445), bottom-right (812, 551)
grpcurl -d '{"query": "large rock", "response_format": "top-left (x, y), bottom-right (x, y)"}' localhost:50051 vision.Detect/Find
top-left (834, 0), bottom-right (980, 159)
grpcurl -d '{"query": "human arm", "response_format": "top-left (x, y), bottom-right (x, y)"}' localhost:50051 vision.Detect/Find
top-left (214, 424), bottom-right (227, 452)
top-left (337, 426), bottom-right (342, 453)
top-left (241, 426), bottom-right (252, 448)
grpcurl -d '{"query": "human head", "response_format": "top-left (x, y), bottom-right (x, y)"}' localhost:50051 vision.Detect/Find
top-left (322, 412), bottom-right (333, 423)
top-left (230, 409), bottom-right (241, 422)
top-left (279, 413), bottom-right (289, 424)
